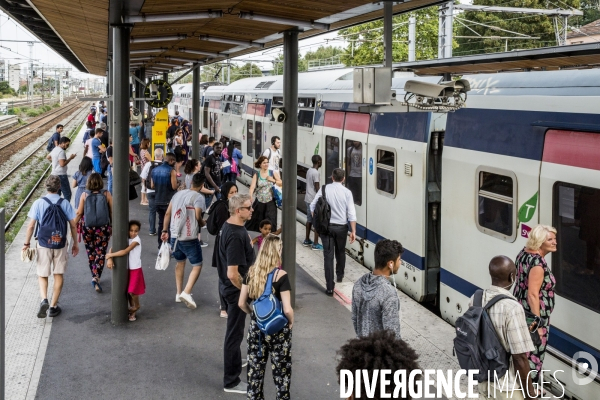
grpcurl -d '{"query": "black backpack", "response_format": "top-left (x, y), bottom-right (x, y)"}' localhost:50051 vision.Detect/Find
top-left (453, 290), bottom-right (512, 382)
top-left (206, 199), bottom-right (227, 236)
top-left (312, 185), bottom-right (331, 235)
top-left (84, 190), bottom-right (110, 228)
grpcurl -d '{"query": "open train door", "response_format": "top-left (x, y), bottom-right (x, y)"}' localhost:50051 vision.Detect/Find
top-left (341, 112), bottom-right (370, 239)
top-left (240, 103), bottom-right (265, 184)
top-left (538, 128), bottom-right (600, 399)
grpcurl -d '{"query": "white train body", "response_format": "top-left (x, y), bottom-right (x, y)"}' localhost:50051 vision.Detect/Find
top-left (198, 69), bottom-right (600, 399)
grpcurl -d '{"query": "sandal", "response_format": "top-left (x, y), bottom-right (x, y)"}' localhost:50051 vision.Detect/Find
top-left (92, 280), bottom-right (102, 293)
top-left (128, 313), bottom-right (137, 322)
top-left (220, 310), bottom-right (228, 318)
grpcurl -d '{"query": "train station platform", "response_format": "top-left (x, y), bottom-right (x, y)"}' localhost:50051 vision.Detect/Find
top-left (4, 122), bottom-right (461, 400)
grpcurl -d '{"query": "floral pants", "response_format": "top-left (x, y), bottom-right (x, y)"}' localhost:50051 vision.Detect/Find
top-left (528, 326), bottom-right (549, 384)
top-left (247, 318), bottom-right (292, 400)
top-left (83, 225), bottom-right (112, 280)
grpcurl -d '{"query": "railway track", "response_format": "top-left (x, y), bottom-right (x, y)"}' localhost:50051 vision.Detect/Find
top-left (2, 104), bottom-right (89, 233)
top-left (0, 101), bottom-right (81, 151)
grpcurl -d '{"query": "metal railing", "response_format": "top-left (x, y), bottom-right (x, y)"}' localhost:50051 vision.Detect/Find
top-left (307, 56), bottom-right (345, 71)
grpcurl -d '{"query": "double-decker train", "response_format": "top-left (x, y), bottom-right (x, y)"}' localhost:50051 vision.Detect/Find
top-left (171, 68), bottom-right (600, 399)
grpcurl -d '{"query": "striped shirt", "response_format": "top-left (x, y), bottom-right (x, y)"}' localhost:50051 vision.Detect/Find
top-left (469, 286), bottom-right (534, 391)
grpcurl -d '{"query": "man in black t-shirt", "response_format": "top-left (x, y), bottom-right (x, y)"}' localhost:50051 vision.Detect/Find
top-left (203, 142), bottom-right (223, 210)
top-left (217, 193), bottom-right (254, 394)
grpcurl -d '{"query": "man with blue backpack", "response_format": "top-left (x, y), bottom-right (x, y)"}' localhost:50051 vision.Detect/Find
top-left (22, 176), bottom-right (79, 319)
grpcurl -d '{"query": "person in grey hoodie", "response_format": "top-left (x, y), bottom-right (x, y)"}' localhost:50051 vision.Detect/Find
top-left (352, 239), bottom-right (403, 339)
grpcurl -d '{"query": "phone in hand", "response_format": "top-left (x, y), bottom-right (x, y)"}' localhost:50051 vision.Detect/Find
top-left (528, 315), bottom-right (542, 332)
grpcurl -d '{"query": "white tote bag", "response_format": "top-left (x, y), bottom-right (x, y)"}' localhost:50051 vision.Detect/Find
top-left (155, 241), bottom-right (171, 270)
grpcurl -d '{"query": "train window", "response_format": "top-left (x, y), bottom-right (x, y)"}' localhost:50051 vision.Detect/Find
top-left (297, 164), bottom-right (309, 215)
top-left (475, 167), bottom-right (517, 241)
top-left (375, 148), bottom-right (396, 197)
top-left (273, 96), bottom-right (284, 106)
top-left (325, 136), bottom-right (339, 185)
top-left (553, 182), bottom-right (600, 313)
top-left (223, 103), bottom-right (231, 113)
top-left (345, 140), bottom-right (363, 206)
top-left (298, 97), bottom-right (315, 108)
top-left (246, 120), bottom-right (254, 157)
top-left (255, 121), bottom-right (263, 156)
top-left (298, 110), bottom-right (314, 128)
top-left (230, 103), bottom-right (242, 116)
top-left (203, 102), bottom-right (209, 129)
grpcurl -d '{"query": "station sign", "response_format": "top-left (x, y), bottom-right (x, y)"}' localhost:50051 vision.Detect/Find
top-left (152, 108), bottom-right (168, 159)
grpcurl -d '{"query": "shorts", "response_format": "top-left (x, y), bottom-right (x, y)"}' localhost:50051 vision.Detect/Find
top-left (170, 238), bottom-right (203, 266)
top-left (92, 158), bottom-right (102, 173)
top-left (305, 202), bottom-right (313, 223)
top-left (36, 246), bottom-right (68, 277)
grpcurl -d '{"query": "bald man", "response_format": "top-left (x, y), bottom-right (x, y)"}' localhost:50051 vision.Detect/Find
top-left (472, 256), bottom-right (537, 400)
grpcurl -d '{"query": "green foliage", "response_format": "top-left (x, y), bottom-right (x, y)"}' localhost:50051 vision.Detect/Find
top-left (8, 107), bottom-right (20, 115)
top-left (0, 81), bottom-right (15, 96)
top-left (575, 0), bottom-right (600, 26)
top-left (338, 7), bottom-right (439, 65)
top-left (27, 109), bottom-right (41, 117)
top-left (230, 63), bottom-right (263, 81)
top-left (20, 106), bottom-right (30, 112)
top-left (42, 105), bottom-right (52, 112)
top-left (52, 102), bottom-right (61, 108)
top-left (455, 0), bottom-right (580, 56)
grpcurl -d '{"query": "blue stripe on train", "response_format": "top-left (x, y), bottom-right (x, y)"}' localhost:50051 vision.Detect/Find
top-left (445, 108), bottom-right (600, 160)
top-left (440, 267), bottom-right (600, 371)
top-left (356, 223), bottom-right (425, 270)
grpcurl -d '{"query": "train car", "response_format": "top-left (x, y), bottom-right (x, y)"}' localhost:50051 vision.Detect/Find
top-left (203, 68), bottom-right (600, 399)
top-left (168, 81), bottom-right (223, 125)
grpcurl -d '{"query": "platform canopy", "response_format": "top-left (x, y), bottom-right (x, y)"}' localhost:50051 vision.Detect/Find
top-left (394, 42), bottom-right (600, 75)
top-left (1, 0), bottom-right (451, 76)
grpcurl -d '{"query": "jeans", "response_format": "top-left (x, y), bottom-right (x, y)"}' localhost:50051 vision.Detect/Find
top-left (221, 287), bottom-right (247, 388)
top-left (132, 143), bottom-right (140, 156)
top-left (321, 224), bottom-right (348, 291)
top-left (57, 175), bottom-right (72, 202)
top-left (107, 164), bottom-right (113, 194)
top-left (224, 172), bottom-right (237, 183)
top-left (156, 203), bottom-right (169, 248)
top-left (147, 191), bottom-right (156, 234)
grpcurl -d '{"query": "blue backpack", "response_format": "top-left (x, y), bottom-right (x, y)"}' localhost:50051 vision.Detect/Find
top-left (37, 197), bottom-right (69, 249)
top-left (252, 268), bottom-right (288, 336)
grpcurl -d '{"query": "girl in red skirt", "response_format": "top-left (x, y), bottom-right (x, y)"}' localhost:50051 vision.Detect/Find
top-left (106, 220), bottom-right (146, 321)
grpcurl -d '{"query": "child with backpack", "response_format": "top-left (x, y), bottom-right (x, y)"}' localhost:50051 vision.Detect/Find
top-left (74, 173), bottom-right (112, 292)
top-left (238, 235), bottom-right (294, 399)
top-left (106, 220), bottom-right (145, 322)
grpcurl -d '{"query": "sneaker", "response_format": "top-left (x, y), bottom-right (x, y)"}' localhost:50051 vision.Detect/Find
top-left (179, 291), bottom-right (197, 309)
top-left (149, 232), bottom-right (157, 236)
top-left (200, 240), bottom-right (208, 248)
top-left (311, 244), bottom-right (323, 251)
top-left (37, 299), bottom-right (49, 318)
top-left (302, 239), bottom-right (313, 247)
top-left (224, 381), bottom-right (248, 394)
top-left (202, 225), bottom-right (207, 230)
top-left (220, 310), bottom-right (228, 318)
top-left (176, 293), bottom-right (181, 303)
top-left (48, 305), bottom-right (62, 317)
top-left (242, 358), bottom-right (248, 368)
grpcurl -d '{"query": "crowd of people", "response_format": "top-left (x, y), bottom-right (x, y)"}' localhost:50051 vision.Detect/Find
top-left (23, 106), bottom-right (560, 399)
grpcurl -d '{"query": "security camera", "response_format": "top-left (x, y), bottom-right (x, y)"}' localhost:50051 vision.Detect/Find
top-left (403, 79), bottom-right (470, 110)
top-left (404, 81), bottom-right (451, 99)
top-left (272, 108), bottom-right (286, 123)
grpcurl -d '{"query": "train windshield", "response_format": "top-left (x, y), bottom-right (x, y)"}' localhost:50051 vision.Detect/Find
top-left (553, 182), bottom-right (600, 313)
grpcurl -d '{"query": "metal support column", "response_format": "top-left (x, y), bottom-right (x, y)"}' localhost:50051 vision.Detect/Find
top-left (163, 72), bottom-right (168, 82)
top-left (111, 23), bottom-right (131, 325)
top-left (139, 67), bottom-right (145, 121)
top-left (281, 30), bottom-right (298, 307)
top-left (134, 69), bottom-right (141, 112)
top-left (408, 14), bottom-right (416, 62)
top-left (192, 63), bottom-right (200, 158)
top-left (383, 1), bottom-right (393, 68)
top-left (438, 2), bottom-right (454, 59)
top-left (108, 59), bottom-right (113, 142)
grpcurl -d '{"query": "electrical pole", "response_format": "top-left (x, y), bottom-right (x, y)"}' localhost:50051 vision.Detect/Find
top-left (408, 15), bottom-right (416, 62)
top-left (28, 42), bottom-right (34, 107)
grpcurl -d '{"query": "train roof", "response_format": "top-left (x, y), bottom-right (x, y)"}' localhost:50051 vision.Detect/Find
top-left (464, 69), bottom-right (600, 96)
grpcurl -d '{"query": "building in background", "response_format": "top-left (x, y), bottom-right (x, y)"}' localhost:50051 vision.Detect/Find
top-left (8, 64), bottom-right (21, 92)
top-left (0, 59), bottom-right (6, 82)
top-left (567, 19), bottom-right (600, 45)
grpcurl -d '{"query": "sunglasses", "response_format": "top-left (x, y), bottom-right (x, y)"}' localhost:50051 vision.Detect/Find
top-left (239, 206), bottom-right (253, 211)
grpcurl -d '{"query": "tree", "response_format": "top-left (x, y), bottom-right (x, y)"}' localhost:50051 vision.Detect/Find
top-left (338, 6), bottom-right (439, 66)
top-left (230, 63), bottom-right (263, 81)
top-left (0, 81), bottom-right (16, 96)
top-left (455, 0), bottom-right (580, 56)
top-left (301, 45), bottom-right (345, 70)
top-left (575, 0), bottom-right (600, 26)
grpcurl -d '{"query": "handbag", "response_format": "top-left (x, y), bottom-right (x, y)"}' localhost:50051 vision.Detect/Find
top-left (268, 170), bottom-right (282, 207)
top-left (155, 241), bottom-right (171, 270)
top-left (252, 268), bottom-right (288, 336)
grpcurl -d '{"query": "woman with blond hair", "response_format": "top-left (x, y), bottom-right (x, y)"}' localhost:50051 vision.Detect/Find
top-left (238, 235), bottom-right (293, 399)
top-left (513, 224), bottom-right (557, 384)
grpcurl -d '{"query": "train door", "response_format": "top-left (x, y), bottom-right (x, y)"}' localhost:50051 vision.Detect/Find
top-left (538, 129), bottom-right (600, 399)
top-left (341, 113), bottom-right (370, 237)
top-left (322, 110), bottom-right (345, 185)
top-left (202, 101), bottom-right (209, 134)
top-left (240, 104), bottom-right (260, 184)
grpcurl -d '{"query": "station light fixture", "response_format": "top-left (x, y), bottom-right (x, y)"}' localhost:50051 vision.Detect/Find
top-left (130, 48), bottom-right (166, 55)
top-left (130, 56), bottom-right (155, 61)
top-left (199, 35), bottom-right (264, 49)
top-left (178, 48), bottom-right (220, 58)
top-left (151, 61), bottom-right (181, 67)
top-left (131, 35), bottom-right (188, 44)
top-left (124, 11), bottom-right (223, 23)
top-left (238, 12), bottom-right (330, 31)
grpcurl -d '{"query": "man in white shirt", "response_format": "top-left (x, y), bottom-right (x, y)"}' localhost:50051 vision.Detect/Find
top-left (141, 148), bottom-right (163, 236)
top-left (262, 136), bottom-right (281, 181)
top-left (310, 168), bottom-right (357, 295)
top-left (46, 137), bottom-right (76, 202)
